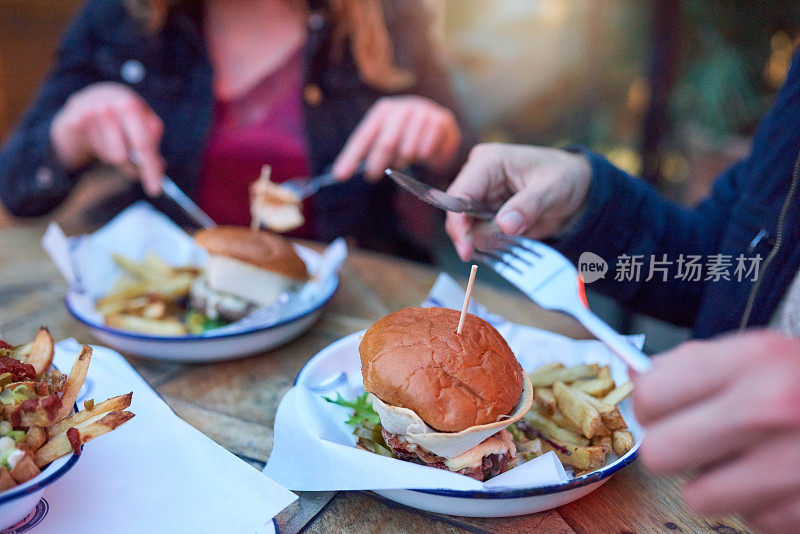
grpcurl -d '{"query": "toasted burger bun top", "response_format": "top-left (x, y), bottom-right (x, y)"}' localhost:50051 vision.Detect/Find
top-left (360, 307), bottom-right (524, 432)
top-left (194, 226), bottom-right (309, 281)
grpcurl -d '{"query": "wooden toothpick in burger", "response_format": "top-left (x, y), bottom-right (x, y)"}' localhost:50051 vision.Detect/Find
top-left (457, 264), bottom-right (478, 335)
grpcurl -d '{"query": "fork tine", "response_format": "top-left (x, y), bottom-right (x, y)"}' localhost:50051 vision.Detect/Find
top-left (501, 243), bottom-right (541, 267)
top-left (504, 235), bottom-right (549, 258)
top-left (472, 251), bottom-right (525, 280)
top-left (493, 248), bottom-right (531, 272)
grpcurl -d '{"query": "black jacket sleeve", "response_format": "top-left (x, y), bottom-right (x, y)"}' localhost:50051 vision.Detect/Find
top-left (553, 149), bottom-right (746, 327)
top-left (0, 1), bottom-right (102, 217)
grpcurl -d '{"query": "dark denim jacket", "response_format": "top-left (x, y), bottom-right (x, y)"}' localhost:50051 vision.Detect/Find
top-left (557, 49), bottom-right (800, 338)
top-left (0, 0), bottom-right (470, 255)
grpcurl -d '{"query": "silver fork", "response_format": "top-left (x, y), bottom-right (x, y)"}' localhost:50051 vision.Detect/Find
top-left (472, 231), bottom-right (651, 373)
top-left (281, 161), bottom-right (368, 200)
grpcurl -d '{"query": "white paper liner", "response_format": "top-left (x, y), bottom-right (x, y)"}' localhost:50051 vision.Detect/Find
top-left (42, 202), bottom-right (346, 337)
top-left (43, 339), bottom-right (296, 532)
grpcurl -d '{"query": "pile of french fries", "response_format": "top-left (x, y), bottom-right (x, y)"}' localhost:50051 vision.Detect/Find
top-left (97, 253), bottom-right (201, 336)
top-left (513, 362), bottom-right (634, 475)
top-left (0, 328), bottom-right (133, 490)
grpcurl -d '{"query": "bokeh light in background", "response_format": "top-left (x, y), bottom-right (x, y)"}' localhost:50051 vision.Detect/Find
top-left (442, 0), bottom-right (648, 153)
top-left (440, 0), bottom-right (799, 201)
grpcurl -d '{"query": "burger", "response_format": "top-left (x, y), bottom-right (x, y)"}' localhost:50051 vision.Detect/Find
top-left (358, 307), bottom-right (533, 481)
top-left (189, 226), bottom-right (309, 322)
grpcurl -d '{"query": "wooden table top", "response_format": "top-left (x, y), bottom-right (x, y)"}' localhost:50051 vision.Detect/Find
top-left (0, 221), bottom-right (751, 534)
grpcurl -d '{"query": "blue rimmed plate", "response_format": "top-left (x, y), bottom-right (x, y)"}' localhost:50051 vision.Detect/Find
top-left (65, 244), bottom-right (339, 362)
top-left (294, 331), bottom-right (642, 518)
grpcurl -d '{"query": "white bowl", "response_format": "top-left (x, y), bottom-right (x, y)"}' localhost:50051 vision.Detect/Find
top-left (65, 246), bottom-right (339, 362)
top-left (67, 296), bottom-right (330, 362)
top-left (294, 331), bottom-right (641, 517)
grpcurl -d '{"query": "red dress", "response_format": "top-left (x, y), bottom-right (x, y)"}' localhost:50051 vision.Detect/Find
top-left (196, 47), bottom-right (314, 238)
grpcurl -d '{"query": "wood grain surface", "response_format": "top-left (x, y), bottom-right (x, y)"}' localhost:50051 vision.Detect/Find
top-left (0, 222), bottom-right (752, 534)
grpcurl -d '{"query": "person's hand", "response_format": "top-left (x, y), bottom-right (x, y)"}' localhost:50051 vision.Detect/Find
top-left (633, 331), bottom-right (800, 533)
top-left (332, 95), bottom-right (461, 181)
top-left (444, 143), bottom-right (591, 261)
top-left (50, 82), bottom-right (165, 196)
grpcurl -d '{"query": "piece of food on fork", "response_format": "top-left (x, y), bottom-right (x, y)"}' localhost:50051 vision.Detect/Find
top-left (250, 164), bottom-right (305, 233)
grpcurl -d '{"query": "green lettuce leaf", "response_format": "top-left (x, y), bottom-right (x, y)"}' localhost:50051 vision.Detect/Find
top-left (325, 392), bottom-right (380, 427)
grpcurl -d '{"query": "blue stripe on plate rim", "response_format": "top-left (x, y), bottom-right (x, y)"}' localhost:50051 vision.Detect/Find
top-left (0, 403), bottom-right (81, 506)
top-left (64, 274), bottom-right (338, 342)
top-left (292, 349), bottom-right (640, 500)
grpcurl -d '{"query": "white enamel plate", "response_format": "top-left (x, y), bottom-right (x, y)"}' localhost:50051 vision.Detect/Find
top-left (66, 244), bottom-right (338, 362)
top-left (294, 331), bottom-right (642, 518)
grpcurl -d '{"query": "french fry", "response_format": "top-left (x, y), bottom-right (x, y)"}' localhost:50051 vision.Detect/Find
top-left (549, 407), bottom-right (584, 435)
top-left (524, 410), bottom-right (589, 446)
top-left (522, 360), bottom-right (637, 477)
top-left (35, 411), bottom-right (134, 467)
top-left (142, 253), bottom-right (175, 278)
top-left (48, 392), bottom-right (133, 438)
top-left (10, 455), bottom-right (40, 484)
top-left (25, 327), bottom-right (54, 376)
top-left (602, 381), bottom-right (634, 406)
top-left (533, 388), bottom-right (557, 416)
top-left (529, 364), bottom-right (600, 387)
top-left (25, 427), bottom-right (46, 450)
top-left (582, 394), bottom-right (628, 430)
top-left (552, 381), bottom-right (601, 438)
top-left (541, 440), bottom-right (606, 470)
top-left (96, 283), bottom-right (152, 313)
top-left (54, 345), bottom-right (92, 422)
top-left (96, 296), bottom-right (148, 316)
top-left (601, 410), bottom-right (627, 430)
top-left (572, 377), bottom-right (615, 398)
top-left (104, 314), bottom-right (188, 336)
top-left (526, 362), bottom-right (562, 383)
top-left (561, 383), bottom-right (628, 431)
top-left (612, 430), bottom-right (634, 456)
top-left (113, 253), bottom-right (163, 281)
top-left (593, 421), bottom-right (611, 437)
top-left (98, 252), bottom-right (201, 337)
top-left (97, 274), bottom-right (193, 312)
top-left (0, 468), bottom-right (15, 491)
top-left (591, 435), bottom-right (613, 454)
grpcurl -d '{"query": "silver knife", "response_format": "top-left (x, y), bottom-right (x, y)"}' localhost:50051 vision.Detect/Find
top-left (128, 150), bottom-right (216, 229)
top-left (159, 176), bottom-right (217, 229)
top-left (385, 169), bottom-right (496, 219)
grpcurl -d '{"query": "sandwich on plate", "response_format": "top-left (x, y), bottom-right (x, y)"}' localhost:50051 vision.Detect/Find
top-left (352, 307), bottom-right (533, 481)
top-left (190, 226), bottom-right (309, 322)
